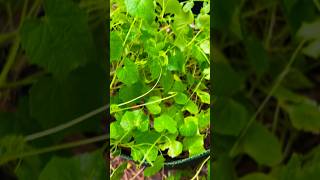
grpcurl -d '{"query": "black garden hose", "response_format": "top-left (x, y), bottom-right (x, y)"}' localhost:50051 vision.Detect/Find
top-left (120, 149), bottom-right (211, 169)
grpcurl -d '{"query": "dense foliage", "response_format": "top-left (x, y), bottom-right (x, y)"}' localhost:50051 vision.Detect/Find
top-left (0, 0), bottom-right (107, 179)
top-left (213, 0), bottom-right (320, 179)
top-left (110, 0), bottom-right (210, 178)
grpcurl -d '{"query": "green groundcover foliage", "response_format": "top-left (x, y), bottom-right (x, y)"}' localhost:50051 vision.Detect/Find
top-left (110, 0), bottom-right (210, 178)
top-left (0, 0), bottom-right (107, 179)
top-left (213, 0), bottom-right (320, 179)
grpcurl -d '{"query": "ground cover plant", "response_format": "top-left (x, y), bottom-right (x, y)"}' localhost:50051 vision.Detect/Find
top-left (110, 0), bottom-right (210, 179)
top-left (213, 0), bottom-right (320, 179)
top-left (0, 0), bottom-right (108, 179)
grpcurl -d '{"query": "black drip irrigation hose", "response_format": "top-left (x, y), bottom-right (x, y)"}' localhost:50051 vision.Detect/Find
top-left (120, 149), bottom-right (211, 169)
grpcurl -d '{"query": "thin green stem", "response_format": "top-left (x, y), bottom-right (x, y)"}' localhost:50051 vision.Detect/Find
top-left (1, 134), bottom-right (108, 165)
top-left (28, 0), bottom-right (42, 17)
top-left (160, 0), bottom-right (168, 18)
top-left (123, 18), bottom-right (136, 46)
top-left (198, 45), bottom-right (210, 64)
top-left (191, 156), bottom-right (210, 180)
top-left (272, 102), bottom-right (280, 133)
top-left (187, 30), bottom-right (202, 47)
top-left (188, 74), bottom-right (206, 102)
top-left (18, 0), bottom-right (29, 29)
top-left (265, 5), bottom-right (276, 49)
top-left (229, 40), bottom-right (306, 157)
top-left (6, 3), bottom-right (14, 29)
top-left (0, 71), bottom-right (45, 89)
top-left (116, 68), bottom-right (162, 107)
top-left (313, 0), bottom-right (320, 12)
top-left (0, 36), bottom-right (20, 85)
top-left (283, 132), bottom-right (297, 161)
top-left (110, 62), bottom-right (120, 89)
top-left (25, 105), bottom-right (108, 141)
top-left (111, 93), bottom-right (177, 113)
top-left (242, 2), bottom-right (276, 18)
top-left (0, 0), bottom-right (29, 85)
top-left (138, 134), bottom-right (163, 167)
top-left (0, 31), bottom-right (17, 45)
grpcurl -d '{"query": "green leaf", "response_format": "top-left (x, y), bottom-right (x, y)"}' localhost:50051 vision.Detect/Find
top-left (111, 162), bottom-right (127, 180)
top-left (212, 154), bottom-right (237, 180)
top-left (116, 59), bottom-right (139, 85)
top-left (124, 0), bottom-right (155, 22)
top-left (110, 32), bottom-right (123, 62)
top-left (297, 18), bottom-right (320, 40)
top-left (196, 90), bottom-right (210, 104)
top-left (200, 40), bottom-right (210, 54)
top-left (203, 68), bottom-right (210, 80)
top-left (273, 87), bottom-right (306, 103)
top-left (148, 58), bottom-right (161, 80)
top-left (167, 140), bottom-right (183, 158)
top-left (174, 92), bottom-right (188, 105)
top-left (15, 155), bottom-right (43, 180)
top-left (196, 14), bottom-right (210, 31)
top-left (179, 116), bottom-right (198, 137)
top-left (146, 96), bottom-right (162, 115)
top-left (302, 40), bottom-right (320, 59)
top-left (201, 1), bottom-right (210, 14)
top-left (183, 1), bottom-right (194, 12)
top-left (144, 156), bottom-right (165, 177)
top-left (131, 145), bottom-right (158, 164)
top-left (154, 114), bottom-right (177, 134)
top-left (241, 122), bottom-right (283, 166)
top-left (213, 0), bottom-right (239, 30)
top-left (213, 98), bottom-right (248, 136)
top-left (39, 150), bottom-right (106, 180)
top-left (168, 49), bottom-right (186, 73)
top-left (283, 68), bottom-right (314, 90)
top-left (172, 80), bottom-right (187, 92)
top-left (173, 10), bottom-right (194, 31)
top-left (134, 131), bottom-right (161, 144)
top-left (110, 121), bottom-right (125, 140)
top-left (213, 62), bottom-right (243, 96)
top-left (120, 110), bottom-right (149, 132)
top-left (160, 135), bottom-right (183, 158)
top-left (0, 136), bottom-right (26, 165)
top-left (160, 70), bottom-right (174, 92)
top-left (240, 173), bottom-right (276, 180)
top-left (245, 37), bottom-right (269, 76)
top-left (198, 111), bottom-right (210, 130)
top-left (284, 101), bottom-right (320, 133)
top-left (120, 112), bottom-right (135, 131)
top-left (156, 0), bottom-right (181, 14)
top-left (184, 100), bottom-right (198, 114)
top-left (278, 154), bottom-right (301, 180)
top-left (183, 135), bottom-right (205, 156)
top-left (29, 64), bottom-right (106, 133)
top-left (0, 97), bottom-right (41, 137)
top-left (192, 45), bottom-right (207, 65)
top-left (282, 0), bottom-right (316, 32)
top-left (118, 81), bottom-right (147, 103)
top-left (20, 0), bottom-right (95, 78)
